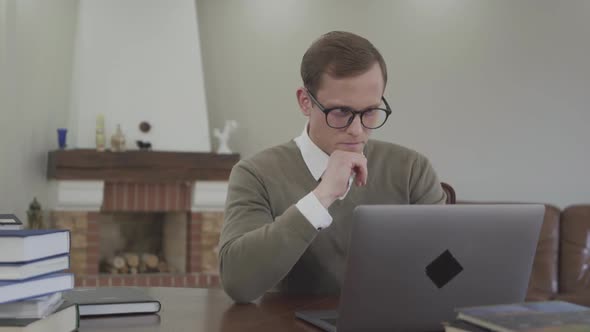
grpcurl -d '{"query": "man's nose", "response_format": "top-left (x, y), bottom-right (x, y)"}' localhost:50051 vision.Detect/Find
top-left (346, 115), bottom-right (364, 136)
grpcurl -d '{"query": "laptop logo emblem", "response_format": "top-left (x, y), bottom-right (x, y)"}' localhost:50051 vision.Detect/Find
top-left (425, 249), bottom-right (463, 289)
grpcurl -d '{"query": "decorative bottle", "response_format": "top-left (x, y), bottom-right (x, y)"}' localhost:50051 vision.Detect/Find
top-left (110, 124), bottom-right (126, 152)
top-left (96, 114), bottom-right (106, 152)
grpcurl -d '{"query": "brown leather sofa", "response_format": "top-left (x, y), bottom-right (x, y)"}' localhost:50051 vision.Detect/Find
top-left (440, 183), bottom-right (590, 305)
top-left (528, 204), bottom-right (590, 305)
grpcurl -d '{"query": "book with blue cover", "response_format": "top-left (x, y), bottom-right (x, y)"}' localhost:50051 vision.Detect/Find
top-left (0, 214), bottom-right (23, 230)
top-left (79, 313), bottom-right (161, 329)
top-left (444, 318), bottom-right (492, 331)
top-left (0, 229), bottom-right (70, 264)
top-left (455, 301), bottom-right (590, 331)
top-left (0, 254), bottom-right (70, 281)
top-left (64, 287), bottom-right (161, 316)
top-left (0, 301), bottom-right (79, 331)
top-left (0, 292), bottom-right (64, 319)
top-left (0, 273), bottom-right (74, 304)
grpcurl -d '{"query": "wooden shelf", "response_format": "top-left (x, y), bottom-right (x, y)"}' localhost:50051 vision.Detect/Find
top-left (47, 149), bottom-right (240, 182)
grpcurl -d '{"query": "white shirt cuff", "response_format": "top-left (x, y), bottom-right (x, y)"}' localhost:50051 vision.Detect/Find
top-left (296, 192), bottom-right (333, 230)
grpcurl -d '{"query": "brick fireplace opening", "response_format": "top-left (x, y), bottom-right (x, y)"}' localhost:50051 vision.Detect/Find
top-left (98, 212), bottom-right (186, 275)
top-left (47, 150), bottom-right (239, 288)
top-left (99, 182), bottom-right (192, 278)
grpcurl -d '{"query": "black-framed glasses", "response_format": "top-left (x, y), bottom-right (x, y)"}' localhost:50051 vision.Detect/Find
top-left (306, 89), bottom-right (392, 129)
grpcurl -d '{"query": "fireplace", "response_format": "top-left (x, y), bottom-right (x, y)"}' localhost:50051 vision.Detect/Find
top-left (47, 150), bottom-right (239, 288)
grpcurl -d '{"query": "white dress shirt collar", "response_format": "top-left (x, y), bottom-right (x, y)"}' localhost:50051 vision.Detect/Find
top-left (293, 122), bottom-right (329, 181)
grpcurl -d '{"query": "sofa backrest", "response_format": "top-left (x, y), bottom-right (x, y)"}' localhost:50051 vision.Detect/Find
top-left (526, 205), bottom-right (560, 300)
top-left (559, 205), bottom-right (590, 295)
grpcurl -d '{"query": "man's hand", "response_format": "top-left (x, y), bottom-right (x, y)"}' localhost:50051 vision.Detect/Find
top-left (313, 150), bottom-right (368, 209)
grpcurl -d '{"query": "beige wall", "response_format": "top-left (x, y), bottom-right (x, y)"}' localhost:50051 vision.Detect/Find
top-left (1, 1), bottom-right (588, 215)
top-left (197, 0), bottom-right (590, 207)
top-left (70, 0), bottom-right (211, 152)
top-left (0, 0), bottom-right (77, 221)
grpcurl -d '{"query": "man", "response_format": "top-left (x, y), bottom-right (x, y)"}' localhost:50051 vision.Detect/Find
top-left (219, 31), bottom-right (446, 303)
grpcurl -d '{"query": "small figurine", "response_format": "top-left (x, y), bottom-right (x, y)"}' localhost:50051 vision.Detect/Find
top-left (136, 140), bottom-right (152, 151)
top-left (110, 124), bottom-right (127, 152)
top-left (27, 197), bottom-right (43, 229)
top-left (213, 120), bottom-right (238, 154)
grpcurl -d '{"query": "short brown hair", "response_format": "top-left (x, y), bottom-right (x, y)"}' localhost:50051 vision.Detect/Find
top-left (300, 31), bottom-right (387, 95)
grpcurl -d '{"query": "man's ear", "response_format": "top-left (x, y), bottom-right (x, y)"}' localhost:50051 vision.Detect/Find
top-left (296, 87), bottom-right (312, 116)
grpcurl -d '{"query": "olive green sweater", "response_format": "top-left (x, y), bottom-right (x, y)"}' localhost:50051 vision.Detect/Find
top-left (219, 139), bottom-right (446, 303)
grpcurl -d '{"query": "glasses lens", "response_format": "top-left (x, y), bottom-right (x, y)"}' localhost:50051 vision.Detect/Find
top-left (326, 109), bottom-right (353, 128)
top-left (361, 109), bottom-right (388, 129)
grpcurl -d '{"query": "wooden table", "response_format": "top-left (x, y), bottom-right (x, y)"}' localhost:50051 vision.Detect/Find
top-left (78, 287), bottom-right (338, 331)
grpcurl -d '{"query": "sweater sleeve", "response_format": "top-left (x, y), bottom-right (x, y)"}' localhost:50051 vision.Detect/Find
top-left (409, 154), bottom-right (447, 204)
top-left (218, 160), bottom-right (318, 303)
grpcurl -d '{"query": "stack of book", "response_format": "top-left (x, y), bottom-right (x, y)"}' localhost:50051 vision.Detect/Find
top-left (445, 300), bottom-right (590, 331)
top-left (0, 228), bottom-right (79, 331)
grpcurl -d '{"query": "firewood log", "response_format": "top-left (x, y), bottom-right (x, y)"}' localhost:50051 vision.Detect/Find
top-left (124, 253), bottom-right (140, 268)
top-left (119, 265), bottom-right (129, 274)
top-left (109, 256), bottom-right (126, 270)
top-left (142, 253), bottom-right (159, 270)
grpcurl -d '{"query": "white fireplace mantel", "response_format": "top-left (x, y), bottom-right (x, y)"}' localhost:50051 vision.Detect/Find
top-left (191, 181), bottom-right (229, 212)
top-left (48, 180), bottom-right (104, 211)
top-left (48, 180), bottom-right (228, 212)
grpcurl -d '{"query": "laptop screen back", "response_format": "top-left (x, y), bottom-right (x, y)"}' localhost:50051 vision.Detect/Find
top-left (335, 204), bottom-right (544, 332)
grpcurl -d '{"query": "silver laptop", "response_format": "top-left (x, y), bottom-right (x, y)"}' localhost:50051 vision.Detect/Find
top-left (296, 204), bottom-right (545, 332)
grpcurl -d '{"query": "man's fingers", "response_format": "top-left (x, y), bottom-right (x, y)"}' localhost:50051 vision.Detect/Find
top-left (358, 164), bottom-right (368, 186)
top-left (351, 156), bottom-right (368, 186)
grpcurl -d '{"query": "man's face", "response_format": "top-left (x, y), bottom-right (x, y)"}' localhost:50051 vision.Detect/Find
top-left (297, 63), bottom-right (385, 155)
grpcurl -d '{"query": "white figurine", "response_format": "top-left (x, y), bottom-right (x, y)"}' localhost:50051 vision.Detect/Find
top-left (213, 120), bottom-right (238, 154)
